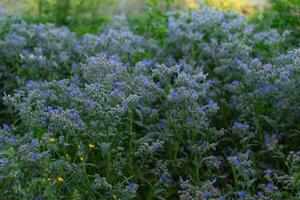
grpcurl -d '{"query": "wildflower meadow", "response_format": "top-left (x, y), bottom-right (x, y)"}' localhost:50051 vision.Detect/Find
top-left (0, 1), bottom-right (299, 199)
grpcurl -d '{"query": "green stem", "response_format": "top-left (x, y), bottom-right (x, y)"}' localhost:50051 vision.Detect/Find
top-left (129, 111), bottom-right (134, 152)
top-left (173, 131), bottom-right (183, 160)
top-left (106, 148), bottom-right (112, 179)
top-left (231, 165), bottom-right (238, 190)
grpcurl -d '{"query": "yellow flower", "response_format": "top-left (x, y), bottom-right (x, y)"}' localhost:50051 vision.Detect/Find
top-left (80, 156), bottom-right (84, 161)
top-left (77, 144), bottom-right (81, 150)
top-left (56, 177), bottom-right (64, 183)
top-left (49, 138), bottom-right (55, 143)
top-left (88, 144), bottom-right (95, 149)
top-left (187, 0), bottom-right (198, 9)
top-left (47, 178), bottom-right (51, 181)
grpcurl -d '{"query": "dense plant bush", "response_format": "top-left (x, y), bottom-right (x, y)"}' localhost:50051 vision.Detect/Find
top-left (250, 0), bottom-right (300, 48)
top-left (0, 7), bottom-right (300, 199)
top-left (262, 0), bottom-right (300, 32)
top-left (0, 0), bottom-right (115, 34)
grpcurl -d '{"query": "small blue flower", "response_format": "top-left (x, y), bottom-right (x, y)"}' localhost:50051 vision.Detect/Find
top-left (57, 107), bottom-right (63, 113)
top-left (0, 174), bottom-right (6, 180)
top-left (48, 126), bottom-right (53, 132)
top-left (257, 191), bottom-right (263, 197)
top-left (266, 183), bottom-right (274, 191)
top-left (215, 159), bottom-right (221, 168)
top-left (35, 194), bottom-right (41, 200)
top-left (8, 136), bottom-right (17, 144)
top-left (155, 82), bottom-right (161, 87)
top-left (238, 190), bottom-right (246, 198)
top-left (158, 119), bottom-right (166, 128)
top-left (2, 124), bottom-right (11, 132)
top-left (41, 115), bottom-right (47, 126)
top-left (126, 183), bottom-right (139, 192)
top-left (204, 192), bottom-right (211, 198)
top-left (47, 106), bottom-right (54, 113)
top-left (92, 82), bottom-right (102, 90)
top-left (0, 158), bottom-right (8, 164)
top-left (171, 92), bottom-right (177, 99)
top-left (31, 153), bottom-right (41, 160)
top-left (232, 156), bottom-right (240, 166)
top-left (265, 169), bottom-right (272, 175)
top-left (29, 139), bottom-right (39, 150)
top-left (265, 134), bottom-right (277, 148)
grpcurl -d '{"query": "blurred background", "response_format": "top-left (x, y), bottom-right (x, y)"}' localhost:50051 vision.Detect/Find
top-left (0, 0), bottom-right (299, 35)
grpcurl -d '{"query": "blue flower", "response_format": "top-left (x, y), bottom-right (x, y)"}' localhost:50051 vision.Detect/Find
top-left (155, 82), bottom-right (161, 87)
top-left (204, 192), bottom-right (211, 198)
top-left (29, 139), bottom-right (39, 150)
top-left (233, 121), bottom-right (249, 131)
top-left (266, 183), bottom-right (274, 191)
top-left (31, 153), bottom-right (41, 160)
top-left (257, 191), bottom-right (263, 197)
top-left (171, 91), bottom-right (177, 99)
top-left (264, 169), bottom-right (272, 175)
top-left (47, 106), bottom-right (54, 113)
top-left (2, 124), bottom-right (10, 132)
top-left (48, 126), bottom-right (53, 132)
top-left (231, 156), bottom-right (240, 166)
top-left (0, 174), bottom-right (6, 180)
top-left (158, 119), bottom-right (166, 128)
top-left (8, 136), bottom-right (17, 144)
top-left (126, 183), bottom-right (139, 192)
top-left (215, 159), bottom-right (221, 168)
top-left (35, 194), bottom-right (41, 200)
top-left (57, 107), bottom-right (63, 113)
top-left (238, 190), bottom-right (246, 198)
top-left (264, 134), bottom-right (277, 148)
top-left (0, 158), bottom-right (8, 165)
top-left (41, 115), bottom-right (47, 126)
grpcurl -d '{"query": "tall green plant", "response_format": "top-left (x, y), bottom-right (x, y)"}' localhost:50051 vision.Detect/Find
top-left (131, 0), bottom-right (174, 44)
top-left (54, 0), bottom-right (71, 25)
top-left (256, 0), bottom-right (300, 42)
